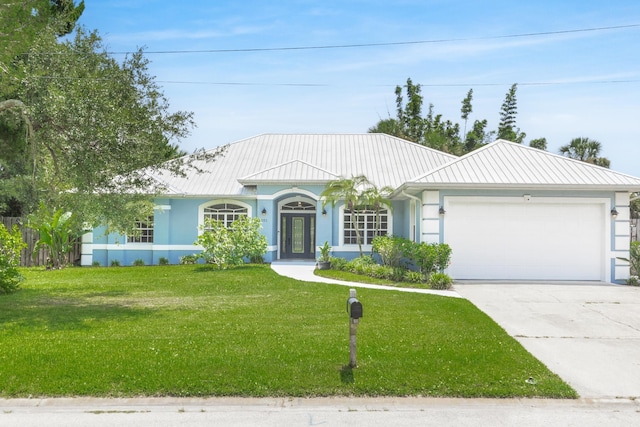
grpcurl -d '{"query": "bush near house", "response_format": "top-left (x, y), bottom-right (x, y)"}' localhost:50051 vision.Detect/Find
top-left (0, 224), bottom-right (27, 294)
top-left (196, 216), bottom-right (267, 269)
top-left (619, 241), bottom-right (640, 286)
top-left (343, 235), bottom-right (454, 288)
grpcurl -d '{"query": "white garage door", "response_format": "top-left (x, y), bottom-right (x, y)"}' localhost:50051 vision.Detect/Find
top-left (444, 197), bottom-right (606, 280)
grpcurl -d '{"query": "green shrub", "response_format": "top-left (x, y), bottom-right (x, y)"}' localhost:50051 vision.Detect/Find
top-left (196, 217), bottom-right (267, 269)
top-left (92, 261), bottom-right (101, 267)
top-left (617, 241), bottom-right (640, 277)
top-left (371, 235), bottom-right (413, 268)
top-left (110, 259), bottom-right (121, 267)
top-left (346, 256), bottom-right (375, 275)
top-left (28, 206), bottom-right (81, 270)
top-left (627, 275), bottom-right (639, 286)
top-left (132, 259), bottom-right (145, 266)
top-left (328, 256), bottom-right (348, 271)
top-left (249, 255), bottom-right (264, 264)
top-left (412, 242), bottom-right (452, 275)
top-left (428, 272), bottom-right (453, 290)
top-left (159, 257), bottom-right (170, 266)
top-left (179, 254), bottom-right (198, 265)
top-left (0, 224), bottom-right (27, 294)
top-left (404, 271), bottom-right (425, 283)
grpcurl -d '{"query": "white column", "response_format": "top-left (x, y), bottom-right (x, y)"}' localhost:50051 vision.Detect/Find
top-left (80, 232), bottom-right (93, 266)
top-left (421, 190), bottom-right (440, 244)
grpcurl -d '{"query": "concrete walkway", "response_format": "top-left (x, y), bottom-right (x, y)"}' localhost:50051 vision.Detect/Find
top-left (2, 396), bottom-right (639, 427)
top-left (270, 261), bottom-right (462, 298)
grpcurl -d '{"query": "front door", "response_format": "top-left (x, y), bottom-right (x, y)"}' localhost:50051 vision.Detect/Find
top-left (281, 213), bottom-right (315, 259)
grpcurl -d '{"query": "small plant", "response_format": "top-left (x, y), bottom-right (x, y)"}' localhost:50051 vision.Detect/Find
top-left (110, 259), bottom-right (121, 267)
top-left (0, 223), bottom-right (27, 294)
top-left (29, 207), bottom-right (81, 269)
top-left (92, 261), bottom-right (101, 267)
top-left (249, 255), bottom-right (264, 264)
top-left (617, 241), bottom-right (640, 278)
top-left (428, 272), bottom-right (453, 290)
top-left (318, 241), bottom-right (331, 262)
top-left (132, 259), bottom-right (145, 266)
top-left (346, 256), bottom-right (375, 275)
top-left (179, 254), bottom-right (198, 265)
top-left (328, 256), bottom-right (348, 271)
top-left (404, 271), bottom-right (425, 283)
top-left (371, 235), bottom-right (412, 268)
top-left (159, 257), bottom-right (170, 266)
top-left (627, 276), bottom-right (639, 286)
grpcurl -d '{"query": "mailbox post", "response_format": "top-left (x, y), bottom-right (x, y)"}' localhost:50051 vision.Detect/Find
top-left (346, 288), bottom-right (363, 368)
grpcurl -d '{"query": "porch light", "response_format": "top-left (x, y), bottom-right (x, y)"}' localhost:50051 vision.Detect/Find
top-left (439, 206), bottom-right (446, 215)
top-left (322, 209), bottom-right (327, 216)
top-left (261, 208), bottom-right (267, 216)
top-left (611, 208), bottom-right (618, 219)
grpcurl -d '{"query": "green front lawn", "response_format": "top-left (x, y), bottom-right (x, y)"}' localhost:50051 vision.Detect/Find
top-left (0, 265), bottom-right (576, 398)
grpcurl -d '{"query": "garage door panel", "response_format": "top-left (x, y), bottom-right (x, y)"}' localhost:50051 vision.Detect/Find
top-left (445, 199), bottom-right (604, 280)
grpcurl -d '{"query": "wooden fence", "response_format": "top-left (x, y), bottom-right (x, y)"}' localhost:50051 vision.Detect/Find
top-left (0, 217), bottom-right (82, 267)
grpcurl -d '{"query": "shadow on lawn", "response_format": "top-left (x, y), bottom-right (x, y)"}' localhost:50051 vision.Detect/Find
top-left (0, 295), bottom-right (156, 332)
top-left (340, 365), bottom-right (355, 384)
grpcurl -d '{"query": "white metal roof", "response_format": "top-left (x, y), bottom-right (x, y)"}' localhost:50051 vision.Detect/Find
top-left (406, 139), bottom-right (640, 190)
top-left (150, 134), bottom-right (458, 196)
top-left (238, 160), bottom-right (339, 184)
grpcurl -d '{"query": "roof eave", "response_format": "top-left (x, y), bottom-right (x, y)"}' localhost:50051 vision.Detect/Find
top-left (399, 182), bottom-right (640, 192)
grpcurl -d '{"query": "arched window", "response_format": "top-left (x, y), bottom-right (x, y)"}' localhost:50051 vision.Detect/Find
top-left (281, 200), bottom-right (316, 211)
top-left (203, 203), bottom-right (248, 229)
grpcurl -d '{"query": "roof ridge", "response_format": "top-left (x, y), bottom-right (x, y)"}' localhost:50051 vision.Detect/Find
top-left (240, 159), bottom-right (339, 180)
top-left (408, 140), bottom-right (499, 182)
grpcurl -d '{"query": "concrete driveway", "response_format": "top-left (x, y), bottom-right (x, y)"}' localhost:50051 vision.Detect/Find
top-left (454, 282), bottom-right (640, 399)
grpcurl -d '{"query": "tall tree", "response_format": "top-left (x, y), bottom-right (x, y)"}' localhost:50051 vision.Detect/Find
top-left (424, 104), bottom-right (462, 155)
top-left (497, 83), bottom-right (526, 143)
top-left (0, 22), bottom-right (222, 237)
top-left (460, 88), bottom-right (473, 137)
top-left (367, 117), bottom-right (402, 137)
top-left (1, 1), bottom-right (84, 96)
top-left (320, 175), bottom-right (370, 257)
top-left (361, 184), bottom-right (393, 238)
top-left (1, 1), bottom-right (85, 216)
top-left (529, 137), bottom-right (548, 150)
top-left (559, 137), bottom-right (610, 168)
top-left (392, 78), bottom-right (424, 142)
top-left (464, 119), bottom-right (493, 153)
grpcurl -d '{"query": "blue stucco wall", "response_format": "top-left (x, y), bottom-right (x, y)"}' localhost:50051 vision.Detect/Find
top-left (85, 184), bottom-right (410, 266)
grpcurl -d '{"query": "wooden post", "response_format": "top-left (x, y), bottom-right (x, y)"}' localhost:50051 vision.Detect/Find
top-left (349, 288), bottom-right (358, 368)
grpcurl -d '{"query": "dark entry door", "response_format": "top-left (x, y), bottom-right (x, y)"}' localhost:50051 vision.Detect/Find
top-left (281, 213), bottom-right (315, 259)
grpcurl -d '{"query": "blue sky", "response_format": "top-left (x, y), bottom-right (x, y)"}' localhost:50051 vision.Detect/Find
top-left (77, 1), bottom-right (639, 175)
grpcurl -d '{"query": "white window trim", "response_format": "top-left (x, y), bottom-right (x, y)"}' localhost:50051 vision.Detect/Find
top-left (338, 203), bottom-right (393, 250)
top-left (126, 217), bottom-right (154, 245)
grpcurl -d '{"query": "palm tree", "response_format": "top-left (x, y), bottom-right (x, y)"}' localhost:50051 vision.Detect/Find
top-left (361, 184), bottom-right (393, 240)
top-left (559, 137), bottom-right (610, 168)
top-left (320, 175), bottom-right (370, 257)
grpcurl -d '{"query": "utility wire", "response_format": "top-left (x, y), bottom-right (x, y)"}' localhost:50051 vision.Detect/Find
top-left (26, 75), bottom-right (640, 87)
top-left (107, 23), bottom-right (640, 55)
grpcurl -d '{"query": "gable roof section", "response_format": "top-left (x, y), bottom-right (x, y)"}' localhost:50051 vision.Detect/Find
top-left (405, 139), bottom-right (640, 190)
top-left (238, 160), bottom-right (339, 184)
top-left (150, 134), bottom-right (459, 196)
